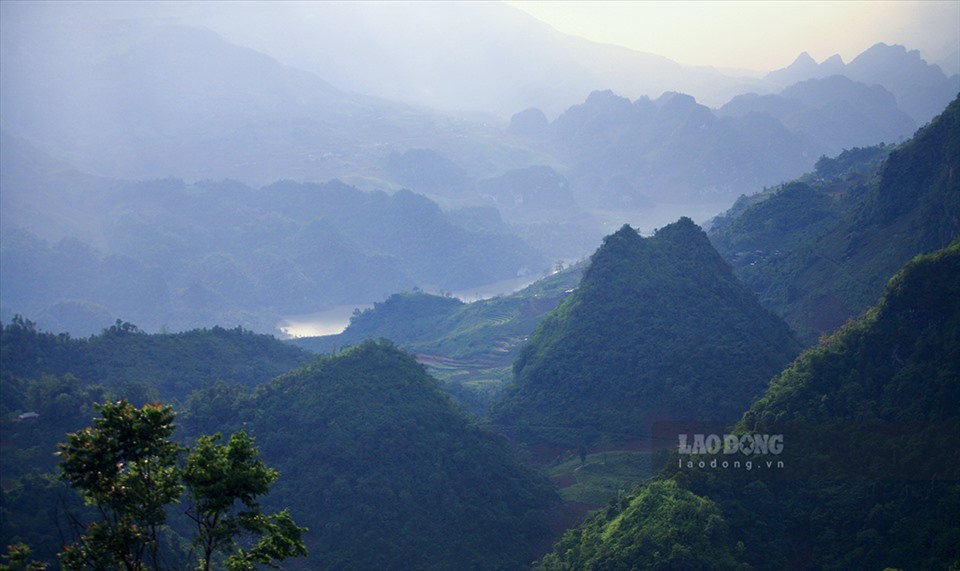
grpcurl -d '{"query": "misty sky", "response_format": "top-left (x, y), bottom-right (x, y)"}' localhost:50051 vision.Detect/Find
top-left (506, 0), bottom-right (960, 72)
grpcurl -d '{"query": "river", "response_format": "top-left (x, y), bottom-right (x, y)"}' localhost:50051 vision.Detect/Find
top-left (275, 272), bottom-right (545, 338)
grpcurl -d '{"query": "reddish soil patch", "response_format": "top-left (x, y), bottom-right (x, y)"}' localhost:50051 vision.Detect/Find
top-left (802, 294), bottom-right (853, 334)
top-left (550, 473), bottom-right (577, 488)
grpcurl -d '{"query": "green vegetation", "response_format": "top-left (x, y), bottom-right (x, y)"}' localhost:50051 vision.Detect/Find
top-left (492, 218), bottom-right (800, 446)
top-left (229, 341), bottom-right (556, 570)
top-left (546, 451), bottom-right (654, 506)
top-left (545, 240), bottom-right (960, 570)
top-left (57, 401), bottom-right (306, 571)
top-left (292, 263), bottom-right (584, 412)
top-left (710, 94), bottom-right (960, 343)
top-left (536, 480), bottom-right (746, 570)
top-left (1, 318), bottom-right (312, 403)
top-left (2, 339), bottom-right (555, 570)
top-left (684, 240), bottom-right (960, 570)
top-left (0, 319), bottom-right (312, 484)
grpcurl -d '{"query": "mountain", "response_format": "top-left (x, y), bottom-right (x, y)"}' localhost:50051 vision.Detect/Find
top-left (0, 317), bottom-right (313, 506)
top-left (0, 318), bottom-right (312, 407)
top-left (529, 90), bottom-right (821, 211)
top-left (710, 94), bottom-right (960, 343)
top-left (0, 7), bottom-right (535, 188)
top-left (0, 334), bottom-right (557, 569)
top-left (491, 218), bottom-right (801, 447)
top-left (0, 178), bottom-right (548, 336)
top-left (215, 341), bottom-right (557, 570)
top-left (719, 75), bottom-right (917, 154)
top-left (535, 240), bottom-right (960, 570)
top-left (764, 43), bottom-right (960, 124)
top-left (55, 1), bottom-right (759, 118)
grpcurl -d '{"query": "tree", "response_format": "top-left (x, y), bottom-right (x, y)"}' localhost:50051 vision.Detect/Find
top-left (57, 401), bottom-right (306, 571)
top-left (58, 401), bottom-right (182, 571)
top-left (0, 544), bottom-right (48, 571)
top-left (183, 431), bottom-right (307, 571)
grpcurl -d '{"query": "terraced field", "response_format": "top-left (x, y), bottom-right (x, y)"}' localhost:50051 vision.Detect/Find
top-left (290, 263), bottom-right (585, 410)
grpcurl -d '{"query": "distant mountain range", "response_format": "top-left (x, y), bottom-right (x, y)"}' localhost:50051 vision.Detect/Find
top-left (2, 2), bottom-right (958, 339)
top-left (765, 43), bottom-right (959, 124)
top-left (0, 152), bottom-right (547, 335)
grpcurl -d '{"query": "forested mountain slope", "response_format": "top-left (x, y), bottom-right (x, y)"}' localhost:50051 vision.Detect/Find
top-left (1, 338), bottom-right (557, 569)
top-left (491, 218), bottom-right (801, 447)
top-left (538, 240), bottom-right (960, 570)
top-left (710, 93), bottom-right (960, 343)
top-left (208, 341), bottom-right (557, 570)
top-left (0, 318), bottom-right (312, 487)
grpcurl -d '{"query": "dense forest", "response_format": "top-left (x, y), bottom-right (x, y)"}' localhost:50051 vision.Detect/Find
top-left (538, 240), bottom-right (960, 570)
top-left (491, 217), bottom-right (800, 446)
top-left (709, 93), bottom-right (960, 343)
top-left (2, 338), bottom-right (557, 570)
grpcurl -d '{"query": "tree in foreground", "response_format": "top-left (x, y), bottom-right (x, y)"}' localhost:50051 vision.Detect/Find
top-left (183, 431), bottom-right (306, 571)
top-left (58, 401), bottom-right (182, 571)
top-left (57, 400), bottom-right (306, 571)
top-left (0, 544), bottom-right (49, 571)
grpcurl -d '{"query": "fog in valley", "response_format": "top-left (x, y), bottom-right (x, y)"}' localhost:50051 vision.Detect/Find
top-left (2, 0), bottom-right (958, 337)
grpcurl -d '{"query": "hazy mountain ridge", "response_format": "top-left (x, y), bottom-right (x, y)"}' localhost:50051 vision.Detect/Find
top-left (3, 3), bottom-right (948, 211)
top-left (719, 75), bottom-right (918, 154)
top-left (709, 94), bottom-right (960, 343)
top-left (0, 174), bottom-right (547, 336)
top-left (764, 42), bottom-right (960, 124)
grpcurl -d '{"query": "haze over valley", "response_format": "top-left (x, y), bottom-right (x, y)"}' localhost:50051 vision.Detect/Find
top-left (2, 0), bottom-right (957, 337)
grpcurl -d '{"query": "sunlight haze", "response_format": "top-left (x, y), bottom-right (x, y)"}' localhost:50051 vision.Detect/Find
top-left (505, 0), bottom-right (960, 72)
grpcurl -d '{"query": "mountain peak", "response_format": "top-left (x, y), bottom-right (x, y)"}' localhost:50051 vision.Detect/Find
top-left (792, 51), bottom-right (817, 66)
top-left (493, 219), bottom-right (800, 445)
top-left (653, 215), bottom-right (704, 242)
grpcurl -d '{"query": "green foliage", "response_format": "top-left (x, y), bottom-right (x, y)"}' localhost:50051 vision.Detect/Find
top-left (0, 320), bottom-right (312, 403)
top-left (292, 264), bottom-right (585, 412)
top-left (233, 340), bottom-right (555, 570)
top-left (814, 144), bottom-right (891, 180)
top-left (55, 402), bottom-right (306, 571)
top-left (710, 94), bottom-right (960, 343)
top-left (492, 219), bottom-right (800, 446)
top-left (536, 480), bottom-right (746, 570)
top-left (0, 544), bottom-right (49, 571)
top-left (183, 432), bottom-right (306, 571)
top-left (58, 401), bottom-right (182, 571)
top-left (546, 451), bottom-right (655, 506)
top-left (667, 241), bottom-right (960, 570)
